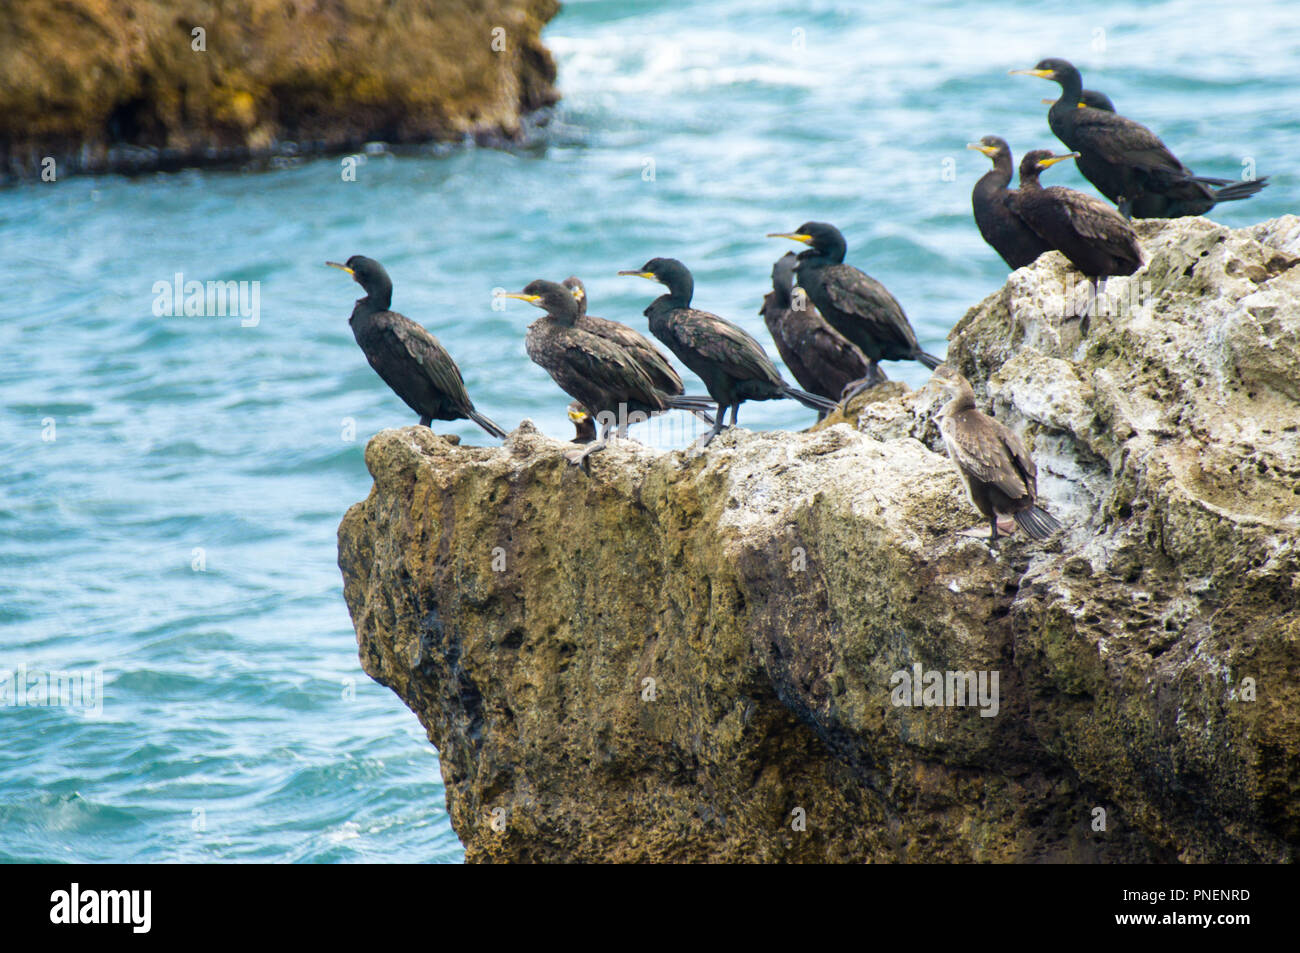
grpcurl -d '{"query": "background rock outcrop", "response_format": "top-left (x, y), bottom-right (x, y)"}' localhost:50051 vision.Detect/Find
top-left (339, 216), bottom-right (1300, 863)
top-left (1, 0), bottom-right (559, 180)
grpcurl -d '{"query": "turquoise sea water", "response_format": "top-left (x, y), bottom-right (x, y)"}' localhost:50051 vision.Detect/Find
top-left (1, 0), bottom-right (1295, 863)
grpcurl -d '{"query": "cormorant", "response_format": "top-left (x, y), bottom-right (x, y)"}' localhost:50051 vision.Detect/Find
top-left (768, 222), bottom-right (942, 389)
top-left (326, 256), bottom-right (506, 439)
top-left (760, 252), bottom-right (875, 412)
top-left (562, 276), bottom-right (714, 423)
top-left (968, 137), bottom-right (1053, 269)
top-left (1015, 149), bottom-right (1142, 280)
top-left (498, 279), bottom-right (701, 469)
top-left (1013, 58), bottom-right (1268, 218)
top-left (932, 365), bottom-right (1061, 543)
top-left (567, 401), bottom-right (596, 444)
top-left (619, 258), bottom-right (836, 448)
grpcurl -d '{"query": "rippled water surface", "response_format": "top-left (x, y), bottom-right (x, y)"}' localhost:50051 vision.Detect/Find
top-left (1, 0), bottom-right (1295, 863)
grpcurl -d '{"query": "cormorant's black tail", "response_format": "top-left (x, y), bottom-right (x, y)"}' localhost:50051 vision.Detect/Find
top-left (663, 394), bottom-right (716, 426)
top-left (782, 386), bottom-right (839, 413)
top-left (915, 350), bottom-right (944, 371)
top-left (469, 409), bottom-right (508, 440)
top-left (664, 394), bottom-right (717, 412)
top-left (1210, 176), bottom-right (1269, 203)
top-left (1013, 505), bottom-right (1061, 541)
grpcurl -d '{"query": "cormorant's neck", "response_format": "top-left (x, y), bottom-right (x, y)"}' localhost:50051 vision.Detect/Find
top-left (1055, 68), bottom-right (1083, 103)
top-left (659, 274), bottom-right (693, 309)
top-left (975, 161), bottom-right (1012, 195)
top-left (1019, 169), bottom-right (1043, 192)
top-left (359, 280), bottom-right (392, 312)
top-left (771, 280), bottom-right (792, 309)
top-left (770, 269), bottom-right (794, 308)
top-left (544, 302), bottom-right (581, 327)
top-left (803, 237), bottom-right (845, 267)
top-left (941, 389), bottom-right (976, 416)
top-left (989, 150), bottom-right (1014, 186)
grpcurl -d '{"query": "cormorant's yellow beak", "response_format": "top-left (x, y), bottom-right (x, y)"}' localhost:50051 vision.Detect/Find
top-left (767, 232), bottom-right (814, 244)
top-left (617, 270), bottom-right (656, 279)
top-left (325, 261), bottom-right (354, 275)
top-left (570, 286), bottom-right (585, 301)
top-left (496, 292), bottom-right (542, 302)
top-left (1038, 153), bottom-right (1080, 168)
top-left (1010, 68), bottom-right (1056, 78)
top-left (966, 143), bottom-right (999, 157)
top-left (567, 407), bottom-right (589, 423)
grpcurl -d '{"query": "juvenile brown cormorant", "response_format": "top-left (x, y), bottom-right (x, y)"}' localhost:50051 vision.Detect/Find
top-left (768, 222), bottom-right (942, 388)
top-left (1013, 58), bottom-right (1268, 218)
top-left (1015, 150), bottom-right (1142, 279)
top-left (326, 256), bottom-right (506, 439)
top-left (968, 137), bottom-right (1054, 270)
top-left (932, 365), bottom-right (1061, 543)
top-left (619, 258), bottom-right (837, 448)
top-left (761, 252), bottom-right (875, 412)
top-left (499, 279), bottom-right (702, 469)
top-left (567, 401), bottom-right (596, 444)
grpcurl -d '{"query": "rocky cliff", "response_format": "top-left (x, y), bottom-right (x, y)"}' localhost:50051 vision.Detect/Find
top-left (338, 216), bottom-right (1300, 863)
top-left (1, 0), bottom-right (559, 180)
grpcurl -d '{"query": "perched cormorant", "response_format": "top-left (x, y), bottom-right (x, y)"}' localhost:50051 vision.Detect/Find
top-left (968, 137), bottom-right (1054, 270)
top-left (1015, 149), bottom-right (1142, 280)
top-left (619, 258), bottom-right (836, 448)
top-left (567, 401), bottom-right (596, 444)
top-left (768, 222), bottom-right (942, 389)
top-left (932, 365), bottom-right (1061, 543)
top-left (562, 276), bottom-right (714, 424)
top-left (760, 252), bottom-right (875, 412)
top-left (326, 256), bottom-right (506, 439)
top-left (1013, 58), bottom-right (1268, 218)
top-left (563, 276), bottom-right (684, 396)
top-left (499, 279), bottom-right (700, 469)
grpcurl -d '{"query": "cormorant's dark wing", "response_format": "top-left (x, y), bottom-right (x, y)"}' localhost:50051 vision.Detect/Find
top-left (1070, 109), bottom-right (1191, 177)
top-left (1044, 187), bottom-right (1142, 263)
top-left (802, 320), bottom-right (869, 380)
top-left (371, 312), bottom-right (473, 411)
top-left (664, 309), bottom-right (783, 385)
top-left (533, 326), bottom-right (665, 410)
top-left (820, 264), bottom-right (919, 350)
top-left (584, 315), bottom-right (684, 394)
top-left (942, 410), bottom-right (1035, 501)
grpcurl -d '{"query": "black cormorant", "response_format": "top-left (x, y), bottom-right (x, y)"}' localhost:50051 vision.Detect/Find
top-left (1013, 58), bottom-right (1268, 218)
top-left (932, 365), bottom-right (1061, 543)
top-left (562, 276), bottom-right (714, 423)
top-left (761, 252), bottom-right (874, 412)
top-left (768, 222), bottom-right (942, 388)
top-left (1015, 150), bottom-right (1142, 280)
top-left (326, 256), bottom-right (506, 439)
top-left (968, 137), bottom-right (1054, 270)
top-left (619, 258), bottom-right (836, 448)
top-left (499, 279), bottom-right (700, 469)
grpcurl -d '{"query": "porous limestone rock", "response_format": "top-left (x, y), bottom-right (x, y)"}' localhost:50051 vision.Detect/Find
top-left (1, 0), bottom-right (559, 180)
top-left (339, 216), bottom-right (1300, 862)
